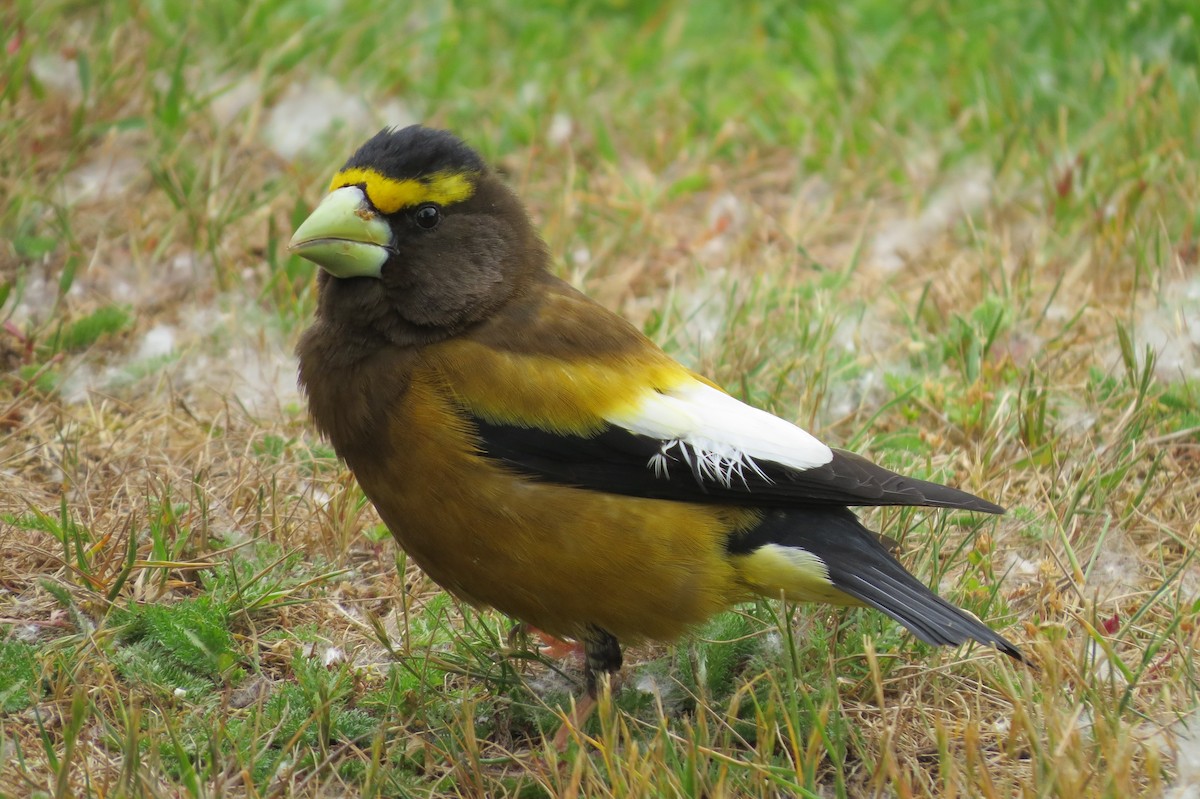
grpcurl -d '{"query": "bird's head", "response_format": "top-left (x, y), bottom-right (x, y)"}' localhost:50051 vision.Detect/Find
top-left (290, 126), bottom-right (544, 344)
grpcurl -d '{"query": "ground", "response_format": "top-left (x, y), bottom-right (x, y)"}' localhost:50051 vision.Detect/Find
top-left (1, 2), bottom-right (1198, 797)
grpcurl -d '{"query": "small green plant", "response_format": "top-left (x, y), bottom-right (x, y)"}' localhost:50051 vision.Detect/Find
top-left (0, 640), bottom-right (40, 712)
top-left (54, 304), bottom-right (133, 352)
top-left (114, 596), bottom-right (243, 690)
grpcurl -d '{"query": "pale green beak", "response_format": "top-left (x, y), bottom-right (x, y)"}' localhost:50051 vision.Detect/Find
top-left (288, 186), bottom-right (392, 278)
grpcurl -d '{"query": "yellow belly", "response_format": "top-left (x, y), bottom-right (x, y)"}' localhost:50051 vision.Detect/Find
top-left (351, 372), bottom-right (753, 642)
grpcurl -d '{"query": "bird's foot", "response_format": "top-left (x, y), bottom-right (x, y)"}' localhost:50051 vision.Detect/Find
top-left (508, 622), bottom-right (588, 661)
top-left (550, 691), bottom-right (599, 752)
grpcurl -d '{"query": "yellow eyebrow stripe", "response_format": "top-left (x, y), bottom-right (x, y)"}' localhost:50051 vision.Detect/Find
top-left (330, 168), bottom-right (476, 214)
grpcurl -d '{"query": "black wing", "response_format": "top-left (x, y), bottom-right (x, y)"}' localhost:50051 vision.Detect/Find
top-left (471, 415), bottom-right (1004, 514)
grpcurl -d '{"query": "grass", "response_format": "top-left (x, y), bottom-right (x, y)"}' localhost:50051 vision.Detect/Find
top-left (2, 0), bottom-right (1199, 796)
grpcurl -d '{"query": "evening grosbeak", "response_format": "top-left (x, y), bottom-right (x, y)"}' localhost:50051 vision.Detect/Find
top-left (291, 125), bottom-right (1022, 698)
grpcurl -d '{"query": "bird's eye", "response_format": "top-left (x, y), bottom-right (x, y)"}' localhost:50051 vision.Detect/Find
top-left (413, 203), bottom-right (442, 230)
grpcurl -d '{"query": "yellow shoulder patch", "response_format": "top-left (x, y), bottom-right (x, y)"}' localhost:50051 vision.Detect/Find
top-left (330, 168), bottom-right (476, 214)
top-left (420, 340), bottom-right (692, 436)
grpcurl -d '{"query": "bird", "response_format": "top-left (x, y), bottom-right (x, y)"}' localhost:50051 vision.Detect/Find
top-left (290, 125), bottom-right (1023, 712)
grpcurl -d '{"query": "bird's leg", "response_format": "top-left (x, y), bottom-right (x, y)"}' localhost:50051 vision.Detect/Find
top-left (508, 622), bottom-right (587, 661)
top-left (582, 626), bottom-right (622, 698)
top-left (552, 626), bottom-right (621, 751)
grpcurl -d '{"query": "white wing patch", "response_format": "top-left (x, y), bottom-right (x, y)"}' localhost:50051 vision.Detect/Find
top-left (605, 379), bottom-right (833, 487)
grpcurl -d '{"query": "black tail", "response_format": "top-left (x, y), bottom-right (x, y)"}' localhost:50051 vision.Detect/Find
top-left (730, 507), bottom-right (1024, 661)
top-left (821, 450), bottom-right (1007, 514)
